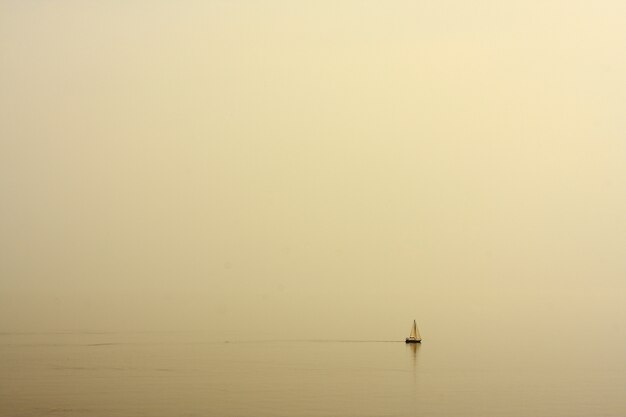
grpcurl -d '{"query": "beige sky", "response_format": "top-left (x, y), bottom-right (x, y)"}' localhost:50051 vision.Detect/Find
top-left (1, 1), bottom-right (625, 342)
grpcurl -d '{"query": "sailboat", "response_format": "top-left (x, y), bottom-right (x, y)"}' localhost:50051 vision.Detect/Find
top-left (405, 320), bottom-right (422, 343)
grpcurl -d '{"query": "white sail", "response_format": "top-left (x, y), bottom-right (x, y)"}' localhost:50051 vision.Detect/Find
top-left (409, 320), bottom-right (421, 340)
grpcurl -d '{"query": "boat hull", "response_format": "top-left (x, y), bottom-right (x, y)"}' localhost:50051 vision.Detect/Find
top-left (405, 338), bottom-right (421, 344)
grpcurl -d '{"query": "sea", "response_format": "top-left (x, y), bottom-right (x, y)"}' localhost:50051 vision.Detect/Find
top-left (1, 331), bottom-right (625, 417)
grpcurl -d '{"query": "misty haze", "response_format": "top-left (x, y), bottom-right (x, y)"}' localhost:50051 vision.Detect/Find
top-left (1, 1), bottom-right (625, 416)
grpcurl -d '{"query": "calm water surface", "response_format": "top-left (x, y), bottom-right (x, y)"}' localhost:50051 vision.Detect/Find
top-left (1, 332), bottom-right (625, 417)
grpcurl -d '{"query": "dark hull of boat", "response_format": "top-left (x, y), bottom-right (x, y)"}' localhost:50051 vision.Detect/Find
top-left (405, 339), bottom-right (421, 343)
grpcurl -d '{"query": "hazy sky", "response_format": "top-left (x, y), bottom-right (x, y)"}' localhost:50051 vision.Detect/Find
top-left (1, 1), bottom-right (625, 341)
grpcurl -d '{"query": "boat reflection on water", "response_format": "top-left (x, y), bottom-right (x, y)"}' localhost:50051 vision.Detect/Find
top-left (406, 341), bottom-right (421, 383)
top-left (407, 342), bottom-right (420, 367)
